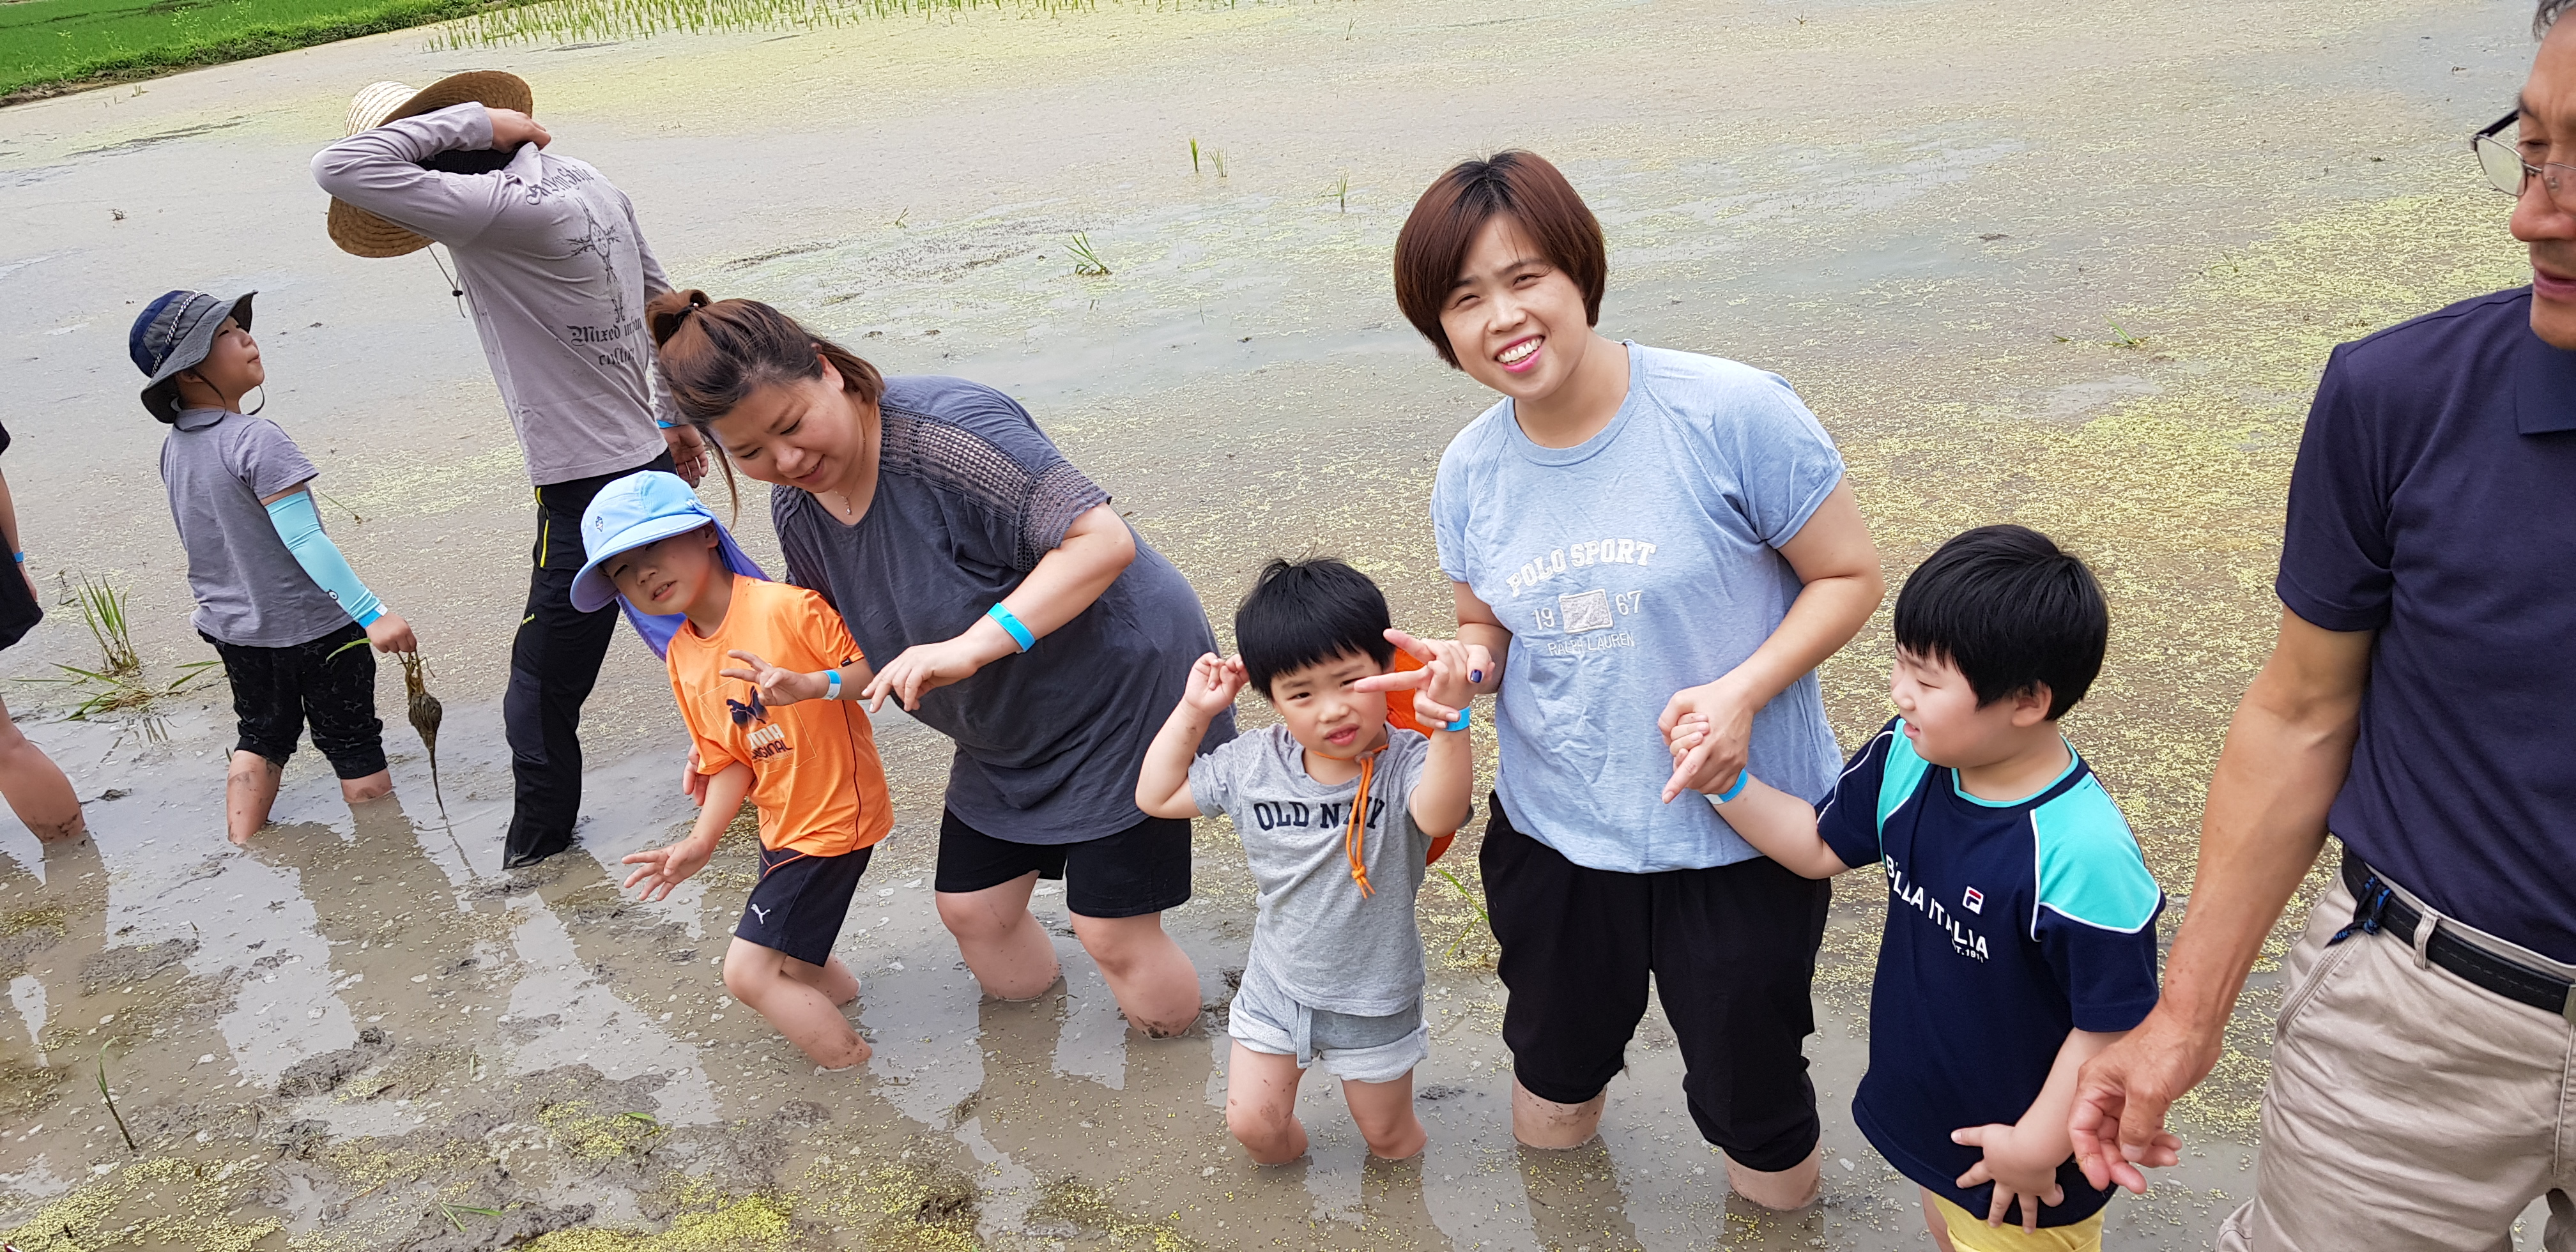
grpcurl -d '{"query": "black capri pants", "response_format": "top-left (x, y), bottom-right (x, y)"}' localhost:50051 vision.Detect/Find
top-left (204, 620), bottom-right (386, 780)
top-left (1482, 791), bottom-right (1830, 1173)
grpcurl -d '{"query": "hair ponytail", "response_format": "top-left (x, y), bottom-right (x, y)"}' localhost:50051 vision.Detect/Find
top-left (645, 289), bottom-right (885, 516)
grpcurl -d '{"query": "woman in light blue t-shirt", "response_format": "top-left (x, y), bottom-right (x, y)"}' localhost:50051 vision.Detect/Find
top-left (1365, 152), bottom-right (1885, 1210)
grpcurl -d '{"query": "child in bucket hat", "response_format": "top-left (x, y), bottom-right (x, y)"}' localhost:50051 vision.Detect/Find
top-left (132, 289), bottom-right (420, 846)
top-left (580, 472), bottom-right (893, 1070)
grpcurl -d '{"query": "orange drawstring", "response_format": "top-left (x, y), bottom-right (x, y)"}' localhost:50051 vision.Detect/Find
top-left (1346, 750), bottom-right (1379, 899)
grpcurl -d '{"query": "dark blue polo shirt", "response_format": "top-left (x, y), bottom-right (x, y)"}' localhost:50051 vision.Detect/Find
top-left (2277, 287), bottom-right (2576, 962)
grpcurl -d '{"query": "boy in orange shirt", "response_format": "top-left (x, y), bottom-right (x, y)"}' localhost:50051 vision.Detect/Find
top-left (572, 471), bottom-right (893, 1070)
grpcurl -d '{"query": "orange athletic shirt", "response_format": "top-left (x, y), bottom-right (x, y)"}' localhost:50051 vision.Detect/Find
top-left (666, 578), bottom-right (894, 857)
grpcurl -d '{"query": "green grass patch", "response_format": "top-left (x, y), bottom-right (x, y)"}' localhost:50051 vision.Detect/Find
top-left (0, 0), bottom-right (510, 103)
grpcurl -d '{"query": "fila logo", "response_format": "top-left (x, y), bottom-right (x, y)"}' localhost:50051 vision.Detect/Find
top-left (1961, 887), bottom-right (1985, 915)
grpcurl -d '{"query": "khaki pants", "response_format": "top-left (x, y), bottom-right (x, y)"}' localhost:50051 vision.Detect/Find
top-left (2218, 876), bottom-right (2576, 1251)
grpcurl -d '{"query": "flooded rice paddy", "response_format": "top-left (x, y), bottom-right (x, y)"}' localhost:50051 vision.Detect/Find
top-left (0, 0), bottom-right (2553, 1246)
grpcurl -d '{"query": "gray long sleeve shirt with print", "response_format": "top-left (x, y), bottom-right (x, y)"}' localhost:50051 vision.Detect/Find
top-left (312, 103), bottom-right (674, 485)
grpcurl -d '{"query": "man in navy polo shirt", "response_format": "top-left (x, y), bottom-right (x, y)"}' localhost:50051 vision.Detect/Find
top-left (2068, 4), bottom-right (2576, 1248)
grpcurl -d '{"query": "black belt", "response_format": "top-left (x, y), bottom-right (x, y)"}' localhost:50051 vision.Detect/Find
top-left (2332, 857), bottom-right (2576, 1024)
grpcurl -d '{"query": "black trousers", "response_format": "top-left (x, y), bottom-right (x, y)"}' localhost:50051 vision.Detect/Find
top-left (502, 452), bottom-right (672, 867)
top-left (204, 620), bottom-right (386, 779)
top-left (1482, 791), bottom-right (1831, 1173)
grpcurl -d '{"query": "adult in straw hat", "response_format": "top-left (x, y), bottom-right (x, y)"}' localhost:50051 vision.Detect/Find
top-left (314, 71), bottom-right (708, 869)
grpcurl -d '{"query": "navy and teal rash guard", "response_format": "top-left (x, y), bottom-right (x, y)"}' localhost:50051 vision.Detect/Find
top-left (1812, 717), bottom-right (2164, 1226)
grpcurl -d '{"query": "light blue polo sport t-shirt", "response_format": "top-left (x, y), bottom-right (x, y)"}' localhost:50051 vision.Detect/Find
top-left (1431, 342), bottom-right (1846, 873)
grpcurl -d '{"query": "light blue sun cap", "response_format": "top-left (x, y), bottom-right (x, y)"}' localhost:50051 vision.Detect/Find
top-left (570, 468), bottom-right (768, 636)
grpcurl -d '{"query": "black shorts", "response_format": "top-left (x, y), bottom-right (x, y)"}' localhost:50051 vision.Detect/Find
top-left (933, 809), bottom-right (1191, 919)
top-left (204, 621), bottom-right (387, 780)
top-left (735, 843), bottom-right (874, 967)
top-left (1482, 791), bottom-right (1830, 1173)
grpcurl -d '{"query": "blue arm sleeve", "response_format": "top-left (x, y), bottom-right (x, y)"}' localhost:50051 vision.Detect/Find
top-left (265, 490), bottom-right (384, 627)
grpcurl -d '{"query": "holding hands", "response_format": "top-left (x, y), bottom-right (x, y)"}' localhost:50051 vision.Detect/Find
top-left (1657, 681), bottom-right (1756, 803)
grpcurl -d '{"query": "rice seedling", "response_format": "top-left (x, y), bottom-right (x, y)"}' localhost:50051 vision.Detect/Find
top-left (439, 1203), bottom-right (503, 1232)
top-left (32, 660), bottom-right (222, 720)
top-left (2108, 321), bottom-right (2146, 348)
top-left (26, 592), bottom-right (221, 716)
top-left (429, 0), bottom-right (1116, 51)
top-left (1435, 866), bottom-right (1491, 961)
top-left (1189, 137), bottom-right (1200, 174)
top-left (1324, 171), bottom-right (1349, 212)
top-left (69, 577), bottom-right (140, 678)
top-left (1209, 148), bottom-right (1227, 178)
top-left (401, 652), bottom-right (448, 818)
top-left (96, 1047), bottom-right (137, 1154)
top-left (1066, 233), bottom-right (1112, 277)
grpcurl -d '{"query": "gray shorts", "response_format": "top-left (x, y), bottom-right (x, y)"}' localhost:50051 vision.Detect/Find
top-left (1228, 967), bottom-right (1428, 1085)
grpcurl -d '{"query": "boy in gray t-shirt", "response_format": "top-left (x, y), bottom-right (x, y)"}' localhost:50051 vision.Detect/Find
top-left (1137, 558), bottom-right (1476, 1165)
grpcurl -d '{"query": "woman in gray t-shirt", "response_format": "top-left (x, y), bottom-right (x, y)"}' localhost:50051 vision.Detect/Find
top-left (645, 291), bottom-right (1232, 1039)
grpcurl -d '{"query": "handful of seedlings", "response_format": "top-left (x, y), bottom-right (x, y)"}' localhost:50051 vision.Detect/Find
top-left (400, 652), bottom-right (447, 818)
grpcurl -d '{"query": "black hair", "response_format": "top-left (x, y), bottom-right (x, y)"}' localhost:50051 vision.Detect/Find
top-left (1234, 557), bottom-right (1395, 696)
top-left (2544, 0), bottom-right (2572, 36)
top-left (1891, 524), bottom-right (2107, 721)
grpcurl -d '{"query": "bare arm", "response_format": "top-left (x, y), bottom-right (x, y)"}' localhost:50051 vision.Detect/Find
top-left (862, 503), bottom-right (1137, 711)
top-left (1660, 478), bottom-right (1885, 800)
top-left (1404, 637), bottom-right (1480, 837)
top-left (1705, 777), bottom-right (1851, 879)
top-left (1137, 654), bottom-right (1242, 820)
top-left (2069, 609), bottom-right (2372, 1190)
top-left (622, 762), bottom-right (753, 901)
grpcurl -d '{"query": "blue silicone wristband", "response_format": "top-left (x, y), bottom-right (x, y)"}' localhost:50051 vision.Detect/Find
top-left (11, 551), bottom-right (22, 564)
top-left (986, 604), bottom-right (1035, 652)
top-left (1438, 706), bottom-right (1471, 734)
top-left (1712, 771), bottom-right (1752, 804)
top-left (655, 419), bottom-right (677, 429)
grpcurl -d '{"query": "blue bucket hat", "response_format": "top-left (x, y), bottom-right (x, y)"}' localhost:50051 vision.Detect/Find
top-left (573, 471), bottom-right (768, 657)
top-left (128, 289), bottom-right (255, 422)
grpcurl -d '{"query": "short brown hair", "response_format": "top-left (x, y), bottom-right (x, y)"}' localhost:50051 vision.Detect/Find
top-left (1392, 151), bottom-right (1607, 368)
top-left (645, 289), bottom-right (885, 514)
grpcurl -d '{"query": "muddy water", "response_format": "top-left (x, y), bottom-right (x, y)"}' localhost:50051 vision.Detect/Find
top-left (0, 0), bottom-right (2555, 1247)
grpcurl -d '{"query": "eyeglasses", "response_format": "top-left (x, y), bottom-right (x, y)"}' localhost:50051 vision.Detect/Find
top-left (2472, 111), bottom-right (2576, 208)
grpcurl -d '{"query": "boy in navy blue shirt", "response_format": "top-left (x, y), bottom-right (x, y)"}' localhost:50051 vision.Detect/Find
top-left (1671, 525), bottom-right (2170, 1251)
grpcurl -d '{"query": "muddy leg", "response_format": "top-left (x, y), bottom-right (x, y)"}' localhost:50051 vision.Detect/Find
top-left (723, 938), bottom-right (870, 1069)
top-left (1512, 1076), bottom-right (1605, 1149)
top-left (1342, 1067), bottom-right (1428, 1161)
top-left (225, 751), bottom-right (282, 846)
top-left (1068, 911), bottom-right (1199, 1037)
top-left (1225, 1042), bottom-right (1308, 1164)
top-left (936, 872), bottom-right (1061, 1000)
top-left (339, 771), bottom-right (393, 804)
top-left (784, 954), bottom-right (861, 1005)
top-left (0, 690), bottom-right (81, 841)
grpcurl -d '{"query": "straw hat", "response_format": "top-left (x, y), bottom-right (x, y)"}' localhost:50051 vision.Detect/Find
top-left (325, 71), bottom-right (535, 259)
